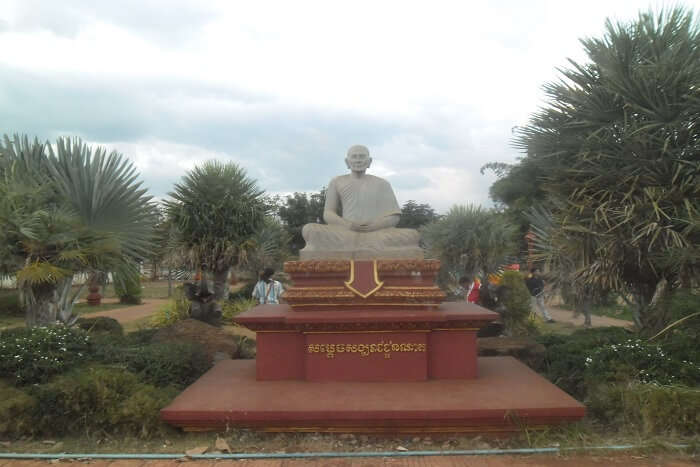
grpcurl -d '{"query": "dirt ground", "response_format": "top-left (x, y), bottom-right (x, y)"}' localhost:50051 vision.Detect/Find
top-left (81, 299), bottom-right (169, 323)
top-left (1, 452), bottom-right (696, 466)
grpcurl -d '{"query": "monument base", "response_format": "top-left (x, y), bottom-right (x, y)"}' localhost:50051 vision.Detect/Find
top-left (160, 357), bottom-right (585, 433)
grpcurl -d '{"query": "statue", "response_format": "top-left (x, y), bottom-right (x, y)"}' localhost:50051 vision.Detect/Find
top-left (300, 145), bottom-right (423, 260)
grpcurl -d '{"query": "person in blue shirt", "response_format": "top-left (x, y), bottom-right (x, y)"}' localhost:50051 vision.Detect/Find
top-left (252, 267), bottom-right (285, 304)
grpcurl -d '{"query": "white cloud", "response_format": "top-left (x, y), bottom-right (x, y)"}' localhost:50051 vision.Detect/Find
top-left (0, 0), bottom-right (660, 212)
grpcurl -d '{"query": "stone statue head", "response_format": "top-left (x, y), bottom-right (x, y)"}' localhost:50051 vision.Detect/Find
top-left (345, 144), bottom-right (372, 173)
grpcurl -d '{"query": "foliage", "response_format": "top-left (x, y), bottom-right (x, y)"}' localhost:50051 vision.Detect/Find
top-left (397, 200), bottom-right (440, 229)
top-left (90, 330), bottom-right (211, 388)
top-left (0, 134), bottom-right (155, 326)
top-left (151, 286), bottom-right (190, 327)
top-left (229, 281), bottom-right (256, 301)
top-left (537, 327), bottom-right (631, 398)
top-left (32, 365), bottom-right (177, 438)
top-left (587, 383), bottom-right (700, 435)
top-left (0, 326), bottom-right (91, 385)
top-left (240, 217), bottom-right (290, 279)
top-left (0, 290), bottom-right (22, 316)
top-left (512, 8), bottom-right (700, 329)
top-left (222, 297), bottom-right (257, 322)
top-left (497, 271), bottom-right (536, 335)
top-left (75, 316), bottom-right (124, 336)
top-left (585, 338), bottom-right (700, 387)
top-left (0, 380), bottom-right (37, 436)
top-left (165, 160), bottom-right (266, 279)
top-left (276, 190), bottom-right (325, 254)
top-left (118, 342), bottom-right (211, 388)
top-left (421, 204), bottom-right (517, 287)
top-left (113, 270), bottom-right (143, 304)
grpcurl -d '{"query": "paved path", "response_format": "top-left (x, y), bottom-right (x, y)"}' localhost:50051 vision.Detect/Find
top-left (1, 454), bottom-right (695, 466)
top-left (547, 306), bottom-right (633, 328)
top-left (81, 299), bottom-right (169, 323)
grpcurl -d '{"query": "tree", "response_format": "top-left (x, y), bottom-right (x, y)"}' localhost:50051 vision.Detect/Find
top-left (0, 135), bottom-right (155, 326)
top-left (421, 205), bottom-right (518, 288)
top-left (397, 200), bottom-right (440, 228)
top-left (277, 190), bottom-right (325, 254)
top-left (512, 7), bottom-right (700, 328)
top-left (165, 160), bottom-right (267, 316)
top-left (240, 217), bottom-right (291, 280)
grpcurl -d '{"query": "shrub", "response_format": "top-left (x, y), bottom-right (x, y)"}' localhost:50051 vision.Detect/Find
top-left (233, 335), bottom-right (256, 359)
top-left (536, 327), bottom-right (631, 398)
top-left (498, 271), bottom-right (535, 336)
top-left (96, 340), bottom-right (211, 388)
top-left (222, 297), bottom-right (257, 321)
top-left (0, 326), bottom-right (91, 385)
top-left (0, 290), bottom-right (22, 316)
top-left (229, 281), bottom-right (255, 301)
top-left (125, 342), bottom-right (211, 388)
top-left (584, 338), bottom-right (700, 388)
top-left (75, 316), bottom-right (124, 336)
top-left (587, 383), bottom-right (700, 435)
top-left (114, 272), bottom-right (143, 304)
top-left (0, 381), bottom-right (37, 436)
top-left (32, 365), bottom-right (177, 437)
top-left (151, 286), bottom-right (189, 327)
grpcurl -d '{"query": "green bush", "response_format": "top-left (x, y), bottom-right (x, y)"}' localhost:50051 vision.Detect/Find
top-left (151, 286), bottom-right (189, 327)
top-left (498, 271), bottom-right (536, 336)
top-left (222, 297), bottom-right (257, 321)
top-left (32, 365), bottom-right (177, 437)
top-left (584, 337), bottom-right (700, 388)
top-left (0, 326), bottom-right (91, 385)
top-left (0, 381), bottom-right (37, 436)
top-left (75, 316), bottom-right (124, 336)
top-left (537, 327), bottom-right (631, 398)
top-left (94, 339), bottom-right (211, 388)
top-left (588, 383), bottom-right (700, 435)
top-left (114, 272), bottom-right (143, 305)
top-left (229, 281), bottom-right (255, 301)
top-left (0, 290), bottom-right (22, 316)
top-left (125, 342), bottom-right (211, 388)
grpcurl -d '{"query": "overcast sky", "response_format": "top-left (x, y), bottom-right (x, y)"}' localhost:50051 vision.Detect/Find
top-left (0, 0), bottom-right (687, 212)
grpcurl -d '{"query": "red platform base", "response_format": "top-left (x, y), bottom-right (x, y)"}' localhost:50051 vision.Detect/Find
top-left (161, 357), bottom-right (585, 433)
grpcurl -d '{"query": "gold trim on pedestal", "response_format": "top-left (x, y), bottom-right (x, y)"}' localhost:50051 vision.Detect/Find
top-left (343, 260), bottom-right (384, 299)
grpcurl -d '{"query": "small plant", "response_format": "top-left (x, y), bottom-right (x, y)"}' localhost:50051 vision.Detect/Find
top-left (114, 272), bottom-right (143, 305)
top-left (498, 271), bottom-right (536, 336)
top-left (32, 365), bottom-right (177, 437)
top-left (0, 326), bottom-right (91, 385)
top-left (151, 286), bottom-right (190, 327)
top-left (222, 297), bottom-right (257, 321)
top-left (0, 381), bottom-right (37, 436)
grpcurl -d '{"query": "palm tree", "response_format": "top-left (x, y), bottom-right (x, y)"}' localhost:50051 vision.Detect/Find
top-left (421, 204), bottom-right (517, 288)
top-left (0, 134), bottom-right (156, 326)
top-left (165, 160), bottom-right (267, 312)
top-left (513, 7), bottom-right (700, 329)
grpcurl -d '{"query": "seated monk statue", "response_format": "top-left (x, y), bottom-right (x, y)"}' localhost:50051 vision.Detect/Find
top-left (300, 145), bottom-right (423, 260)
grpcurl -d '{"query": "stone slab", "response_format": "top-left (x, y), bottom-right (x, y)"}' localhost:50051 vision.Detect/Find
top-left (161, 357), bottom-right (585, 433)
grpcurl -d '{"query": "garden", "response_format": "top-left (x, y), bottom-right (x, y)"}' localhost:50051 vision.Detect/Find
top-left (0, 5), bottom-right (698, 462)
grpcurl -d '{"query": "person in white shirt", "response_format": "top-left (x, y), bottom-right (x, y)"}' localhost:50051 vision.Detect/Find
top-left (252, 268), bottom-right (285, 304)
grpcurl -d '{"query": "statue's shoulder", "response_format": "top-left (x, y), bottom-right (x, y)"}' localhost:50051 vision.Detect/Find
top-left (366, 174), bottom-right (392, 189)
top-left (328, 175), bottom-right (349, 189)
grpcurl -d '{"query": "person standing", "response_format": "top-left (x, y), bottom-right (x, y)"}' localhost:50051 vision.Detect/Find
top-left (252, 268), bottom-right (285, 304)
top-left (526, 268), bottom-right (554, 323)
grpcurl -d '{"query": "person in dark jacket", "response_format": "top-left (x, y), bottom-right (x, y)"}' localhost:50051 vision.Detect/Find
top-left (526, 268), bottom-right (554, 322)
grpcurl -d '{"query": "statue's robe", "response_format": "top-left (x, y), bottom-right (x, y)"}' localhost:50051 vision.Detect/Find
top-left (300, 174), bottom-right (423, 260)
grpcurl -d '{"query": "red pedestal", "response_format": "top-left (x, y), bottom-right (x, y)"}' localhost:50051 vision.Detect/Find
top-left (162, 259), bottom-right (586, 433)
top-left (235, 302), bottom-right (498, 382)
